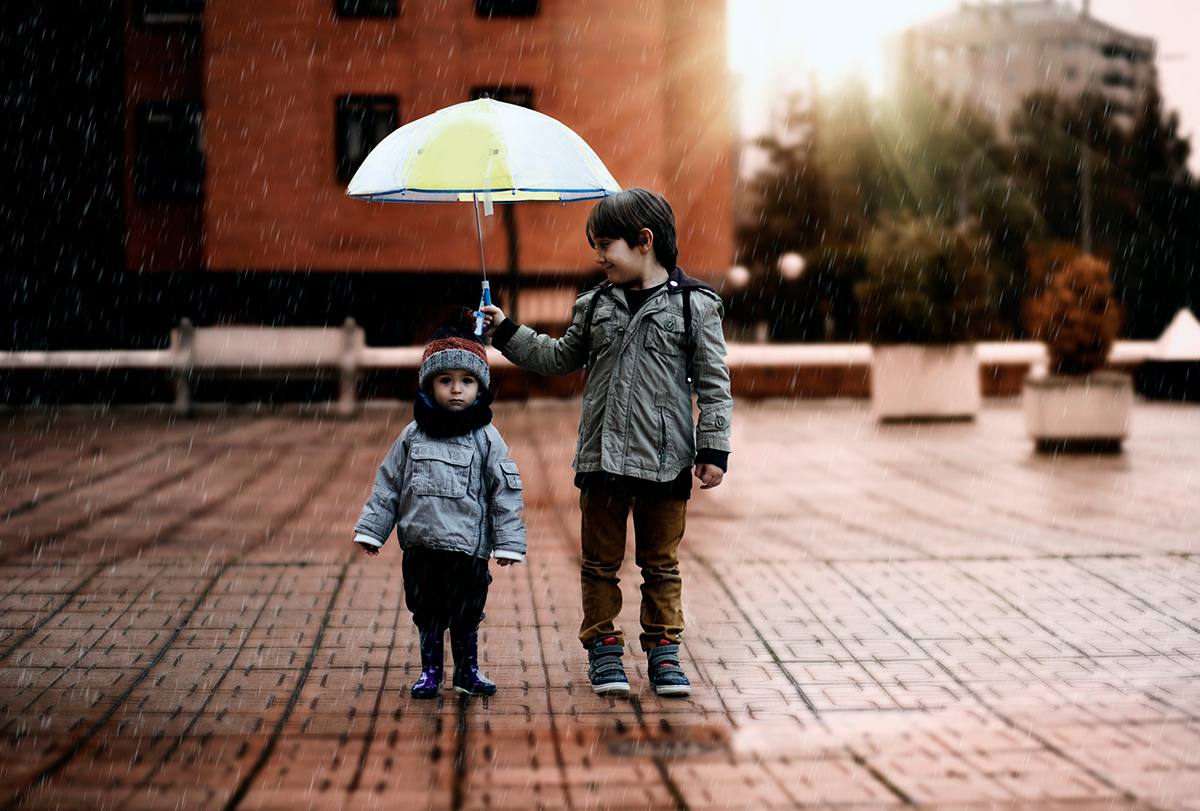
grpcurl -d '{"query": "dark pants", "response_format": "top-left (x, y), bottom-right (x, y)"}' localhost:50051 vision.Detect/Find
top-left (579, 486), bottom-right (688, 652)
top-left (402, 546), bottom-right (492, 635)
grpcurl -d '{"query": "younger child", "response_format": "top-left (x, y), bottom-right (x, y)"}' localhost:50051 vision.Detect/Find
top-left (483, 187), bottom-right (733, 697)
top-left (354, 311), bottom-right (526, 698)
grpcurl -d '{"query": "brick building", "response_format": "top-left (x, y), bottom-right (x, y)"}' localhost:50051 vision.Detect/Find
top-left (125, 0), bottom-right (734, 330)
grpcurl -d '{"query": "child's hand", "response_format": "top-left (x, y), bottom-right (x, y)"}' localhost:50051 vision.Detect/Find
top-left (496, 557), bottom-right (519, 567)
top-left (358, 542), bottom-right (381, 557)
top-left (694, 463), bottom-right (724, 490)
top-left (481, 304), bottom-right (507, 337)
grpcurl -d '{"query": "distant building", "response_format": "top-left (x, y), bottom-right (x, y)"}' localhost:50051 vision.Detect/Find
top-left (124, 0), bottom-right (734, 293)
top-left (887, 0), bottom-right (1156, 138)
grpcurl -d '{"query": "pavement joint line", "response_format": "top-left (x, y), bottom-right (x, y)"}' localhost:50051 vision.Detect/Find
top-left (1065, 556), bottom-right (1200, 637)
top-left (0, 559), bottom-right (233, 811)
top-left (220, 556), bottom-right (351, 811)
top-left (0, 421), bottom-right (250, 523)
top-left (0, 441), bottom-right (293, 659)
top-left (690, 553), bottom-right (919, 808)
top-left (945, 559), bottom-right (1200, 724)
top-left (115, 566), bottom-right (289, 806)
top-left (0, 441), bottom-right (357, 799)
top-left (0, 563), bottom-right (168, 738)
top-left (0, 561), bottom-right (110, 664)
top-left (0, 442), bottom-right (294, 566)
top-left (452, 693), bottom-right (469, 811)
top-left (344, 578), bottom-right (404, 794)
top-left (520, 556), bottom-right (573, 798)
top-left (628, 695), bottom-right (690, 811)
top-left (829, 559), bottom-right (1162, 811)
top-left (0, 445), bottom-right (236, 564)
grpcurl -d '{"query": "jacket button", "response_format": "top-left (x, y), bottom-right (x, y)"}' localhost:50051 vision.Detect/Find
top-left (665, 319), bottom-right (675, 330)
top-left (715, 416), bottom-right (725, 428)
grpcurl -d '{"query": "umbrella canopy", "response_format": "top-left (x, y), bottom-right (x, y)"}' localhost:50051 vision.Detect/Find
top-left (346, 97), bottom-right (620, 203)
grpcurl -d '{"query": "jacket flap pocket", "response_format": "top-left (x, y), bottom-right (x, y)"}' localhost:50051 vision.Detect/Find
top-left (498, 459), bottom-right (523, 489)
top-left (411, 444), bottom-right (472, 467)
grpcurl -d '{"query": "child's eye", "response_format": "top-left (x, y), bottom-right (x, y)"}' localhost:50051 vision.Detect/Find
top-left (462, 376), bottom-right (476, 385)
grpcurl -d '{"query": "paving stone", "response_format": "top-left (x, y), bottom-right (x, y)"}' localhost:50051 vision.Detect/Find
top-left (2, 401), bottom-right (1199, 809)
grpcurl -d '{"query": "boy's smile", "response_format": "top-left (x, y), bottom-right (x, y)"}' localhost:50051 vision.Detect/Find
top-left (431, 370), bottom-right (479, 412)
top-left (590, 228), bottom-right (667, 289)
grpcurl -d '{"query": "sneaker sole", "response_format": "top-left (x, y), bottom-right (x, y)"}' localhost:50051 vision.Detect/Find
top-left (592, 681), bottom-right (631, 696)
top-left (652, 683), bottom-right (691, 697)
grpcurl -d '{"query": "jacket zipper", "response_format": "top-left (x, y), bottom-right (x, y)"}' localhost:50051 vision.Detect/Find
top-left (471, 430), bottom-right (489, 557)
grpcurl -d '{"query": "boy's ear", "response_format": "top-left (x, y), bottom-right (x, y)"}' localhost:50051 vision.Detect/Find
top-left (638, 228), bottom-right (655, 254)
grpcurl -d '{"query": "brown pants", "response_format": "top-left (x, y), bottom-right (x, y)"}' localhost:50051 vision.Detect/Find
top-left (578, 486), bottom-right (687, 652)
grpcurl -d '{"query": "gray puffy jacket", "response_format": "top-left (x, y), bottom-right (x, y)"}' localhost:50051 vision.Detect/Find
top-left (496, 268), bottom-right (733, 482)
top-left (354, 423), bottom-right (526, 560)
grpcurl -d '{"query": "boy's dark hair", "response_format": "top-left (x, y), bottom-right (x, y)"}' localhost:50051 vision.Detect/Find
top-left (586, 187), bottom-right (678, 271)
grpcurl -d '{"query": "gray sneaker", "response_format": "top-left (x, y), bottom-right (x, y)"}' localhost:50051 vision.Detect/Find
top-left (647, 640), bottom-right (691, 696)
top-left (587, 637), bottom-right (630, 695)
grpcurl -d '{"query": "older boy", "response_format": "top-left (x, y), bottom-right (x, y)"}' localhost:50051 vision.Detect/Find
top-left (483, 187), bottom-right (732, 696)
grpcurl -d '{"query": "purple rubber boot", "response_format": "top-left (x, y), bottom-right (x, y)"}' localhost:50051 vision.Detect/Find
top-left (450, 631), bottom-right (497, 696)
top-left (411, 631), bottom-right (443, 699)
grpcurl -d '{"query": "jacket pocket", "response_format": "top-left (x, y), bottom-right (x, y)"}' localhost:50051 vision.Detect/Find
top-left (643, 310), bottom-right (684, 356)
top-left (410, 443), bottom-right (472, 498)
top-left (589, 307), bottom-right (617, 352)
top-left (498, 459), bottom-right (523, 490)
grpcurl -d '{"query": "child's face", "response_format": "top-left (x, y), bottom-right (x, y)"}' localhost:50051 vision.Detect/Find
top-left (430, 369), bottom-right (480, 412)
top-left (590, 229), bottom-right (651, 286)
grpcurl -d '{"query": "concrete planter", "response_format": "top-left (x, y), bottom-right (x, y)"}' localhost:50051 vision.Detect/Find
top-left (1023, 370), bottom-right (1133, 453)
top-left (871, 344), bottom-right (980, 421)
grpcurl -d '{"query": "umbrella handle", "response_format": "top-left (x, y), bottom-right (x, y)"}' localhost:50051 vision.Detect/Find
top-left (474, 281), bottom-right (492, 336)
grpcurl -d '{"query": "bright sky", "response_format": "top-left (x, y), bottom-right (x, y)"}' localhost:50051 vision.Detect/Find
top-left (727, 0), bottom-right (1200, 172)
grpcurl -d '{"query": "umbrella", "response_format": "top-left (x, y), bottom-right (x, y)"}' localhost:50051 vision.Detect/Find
top-left (346, 97), bottom-right (621, 332)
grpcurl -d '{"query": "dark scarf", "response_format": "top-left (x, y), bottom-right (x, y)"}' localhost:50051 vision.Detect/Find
top-left (413, 389), bottom-right (494, 437)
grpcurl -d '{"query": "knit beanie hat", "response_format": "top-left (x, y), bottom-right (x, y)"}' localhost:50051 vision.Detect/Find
top-left (419, 308), bottom-right (491, 391)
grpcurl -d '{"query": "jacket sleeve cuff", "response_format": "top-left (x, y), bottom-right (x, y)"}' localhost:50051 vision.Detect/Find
top-left (354, 533), bottom-right (384, 548)
top-left (491, 318), bottom-right (521, 351)
top-left (494, 550), bottom-right (525, 562)
top-left (695, 449), bottom-right (729, 472)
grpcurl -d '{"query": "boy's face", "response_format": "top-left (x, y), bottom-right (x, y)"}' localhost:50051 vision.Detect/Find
top-left (430, 370), bottom-right (480, 412)
top-left (590, 229), bottom-right (655, 287)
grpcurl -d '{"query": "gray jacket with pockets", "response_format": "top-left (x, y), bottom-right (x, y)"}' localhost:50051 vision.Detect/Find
top-left (495, 268), bottom-right (733, 482)
top-left (354, 422), bottom-right (526, 560)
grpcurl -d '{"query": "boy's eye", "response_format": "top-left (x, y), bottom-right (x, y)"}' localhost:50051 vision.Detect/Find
top-left (462, 376), bottom-right (475, 385)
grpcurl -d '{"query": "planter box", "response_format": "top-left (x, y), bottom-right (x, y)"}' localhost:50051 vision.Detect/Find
top-left (871, 344), bottom-right (980, 421)
top-left (1023, 370), bottom-right (1133, 453)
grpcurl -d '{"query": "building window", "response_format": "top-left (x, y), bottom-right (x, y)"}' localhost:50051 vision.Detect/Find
top-left (135, 101), bottom-right (204, 203)
top-left (335, 0), bottom-right (397, 18)
top-left (336, 95), bottom-right (399, 185)
top-left (471, 86), bottom-right (534, 109)
top-left (474, 0), bottom-right (538, 19)
top-left (138, 0), bottom-right (203, 25)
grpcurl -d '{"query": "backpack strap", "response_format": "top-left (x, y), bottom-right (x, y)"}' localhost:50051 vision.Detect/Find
top-left (580, 281), bottom-right (610, 372)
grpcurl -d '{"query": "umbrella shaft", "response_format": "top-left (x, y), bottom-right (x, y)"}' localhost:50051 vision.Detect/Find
top-left (473, 194), bottom-right (488, 281)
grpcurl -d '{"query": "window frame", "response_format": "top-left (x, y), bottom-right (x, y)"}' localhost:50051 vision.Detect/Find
top-left (335, 94), bottom-right (400, 186)
top-left (134, 100), bottom-right (205, 204)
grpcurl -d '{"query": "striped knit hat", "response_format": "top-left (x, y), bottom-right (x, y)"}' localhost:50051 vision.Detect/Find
top-left (419, 314), bottom-right (490, 392)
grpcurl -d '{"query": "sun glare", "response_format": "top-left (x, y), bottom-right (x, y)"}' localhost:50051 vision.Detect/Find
top-left (727, 0), bottom-right (959, 132)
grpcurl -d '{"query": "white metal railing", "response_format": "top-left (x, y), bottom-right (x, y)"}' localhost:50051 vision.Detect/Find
top-left (0, 332), bottom-right (1177, 411)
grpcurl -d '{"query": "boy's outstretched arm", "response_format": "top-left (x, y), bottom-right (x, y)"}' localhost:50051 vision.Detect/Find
top-left (481, 296), bottom-right (590, 376)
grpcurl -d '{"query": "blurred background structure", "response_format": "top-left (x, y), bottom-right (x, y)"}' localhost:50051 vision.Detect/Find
top-left (3, 0), bottom-right (1199, 405)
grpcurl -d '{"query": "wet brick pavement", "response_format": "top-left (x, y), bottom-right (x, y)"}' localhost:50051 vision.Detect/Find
top-left (1, 398), bottom-right (1198, 810)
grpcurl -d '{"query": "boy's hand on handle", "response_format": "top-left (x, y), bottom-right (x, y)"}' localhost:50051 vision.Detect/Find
top-left (694, 463), bottom-right (724, 490)
top-left (358, 542), bottom-right (381, 557)
top-left (480, 304), bottom-right (506, 338)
